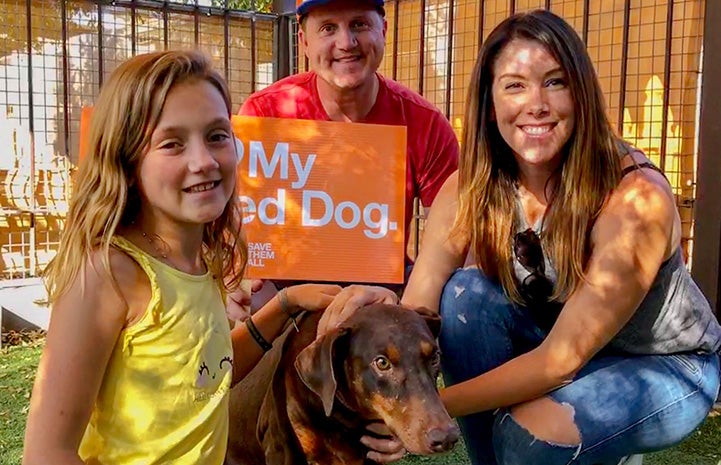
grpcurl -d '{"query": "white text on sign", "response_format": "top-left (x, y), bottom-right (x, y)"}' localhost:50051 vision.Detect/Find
top-left (238, 141), bottom-right (399, 239)
top-left (247, 242), bottom-right (275, 267)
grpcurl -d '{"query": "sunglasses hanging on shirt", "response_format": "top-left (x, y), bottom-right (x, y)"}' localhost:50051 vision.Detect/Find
top-left (513, 228), bottom-right (562, 332)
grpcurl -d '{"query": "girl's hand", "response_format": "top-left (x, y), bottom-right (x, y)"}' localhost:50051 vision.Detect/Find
top-left (284, 284), bottom-right (343, 313)
top-left (317, 285), bottom-right (400, 336)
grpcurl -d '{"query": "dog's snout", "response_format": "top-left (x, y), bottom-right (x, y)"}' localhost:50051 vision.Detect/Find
top-left (426, 424), bottom-right (461, 452)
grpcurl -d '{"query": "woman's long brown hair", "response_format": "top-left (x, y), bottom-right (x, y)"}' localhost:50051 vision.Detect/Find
top-left (455, 10), bottom-right (623, 304)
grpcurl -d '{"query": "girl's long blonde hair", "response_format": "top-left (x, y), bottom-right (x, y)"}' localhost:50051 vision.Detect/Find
top-left (455, 10), bottom-right (623, 304)
top-left (45, 50), bottom-right (246, 303)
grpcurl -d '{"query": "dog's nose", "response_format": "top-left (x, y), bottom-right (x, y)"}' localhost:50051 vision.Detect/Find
top-left (427, 424), bottom-right (461, 452)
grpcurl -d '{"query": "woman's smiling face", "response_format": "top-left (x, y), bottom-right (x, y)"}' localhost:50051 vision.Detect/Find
top-left (491, 38), bottom-right (575, 171)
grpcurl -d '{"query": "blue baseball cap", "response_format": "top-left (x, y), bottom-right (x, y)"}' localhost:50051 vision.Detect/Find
top-left (296, 0), bottom-right (385, 16)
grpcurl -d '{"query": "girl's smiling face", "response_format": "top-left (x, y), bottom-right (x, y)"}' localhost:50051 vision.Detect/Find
top-left (137, 79), bottom-right (237, 229)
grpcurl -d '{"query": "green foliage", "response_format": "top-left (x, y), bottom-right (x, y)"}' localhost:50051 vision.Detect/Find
top-left (0, 0), bottom-right (275, 56)
top-left (212, 0), bottom-right (274, 12)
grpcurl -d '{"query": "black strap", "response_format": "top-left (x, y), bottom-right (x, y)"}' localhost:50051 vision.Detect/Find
top-left (622, 162), bottom-right (667, 179)
top-left (246, 317), bottom-right (273, 352)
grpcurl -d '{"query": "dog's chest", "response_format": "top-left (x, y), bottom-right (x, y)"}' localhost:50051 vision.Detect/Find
top-left (288, 409), bottom-right (368, 465)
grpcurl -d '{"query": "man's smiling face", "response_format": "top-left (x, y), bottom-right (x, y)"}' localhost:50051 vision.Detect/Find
top-left (300, 1), bottom-right (387, 91)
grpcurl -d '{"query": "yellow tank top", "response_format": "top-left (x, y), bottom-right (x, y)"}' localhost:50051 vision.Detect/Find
top-left (79, 236), bottom-right (233, 465)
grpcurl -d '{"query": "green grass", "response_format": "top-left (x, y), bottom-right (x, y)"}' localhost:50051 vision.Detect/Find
top-left (398, 414), bottom-right (721, 465)
top-left (1, 340), bottom-right (719, 465)
top-left (642, 415), bottom-right (721, 465)
top-left (0, 340), bottom-right (42, 465)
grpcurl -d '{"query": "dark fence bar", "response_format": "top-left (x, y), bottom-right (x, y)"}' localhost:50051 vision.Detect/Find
top-left (98, 2), bottom-right (104, 87)
top-left (418, 0), bottom-right (426, 95)
top-left (659, 1), bottom-right (674, 173)
top-left (131, 2), bottom-right (137, 55)
top-left (478, 0), bottom-right (484, 50)
top-left (61, 0), bottom-right (70, 160)
top-left (617, 0), bottom-right (631, 131)
top-left (24, 0), bottom-right (35, 217)
top-left (693, 0), bottom-right (721, 314)
top-left (582, 0), bottom-right (589, 43)
top-left (444, 0), bottom-right (454, 119)
top-left (392, 0), bottom-right (399, 81)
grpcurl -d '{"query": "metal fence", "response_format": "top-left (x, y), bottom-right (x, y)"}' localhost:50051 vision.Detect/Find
top-left (382, 0), bottom-right (704, 263)
top-left (0, 0), bottom-right (279, 278)
top-left (0, 1), bottom-right (713, 290)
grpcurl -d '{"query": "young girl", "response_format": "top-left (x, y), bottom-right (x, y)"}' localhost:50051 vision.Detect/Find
top-left (22, 50), bottom-right (340, 465)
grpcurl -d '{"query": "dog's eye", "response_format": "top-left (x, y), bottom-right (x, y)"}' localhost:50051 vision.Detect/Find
top-left (373, 356), bottom-right (392, 371)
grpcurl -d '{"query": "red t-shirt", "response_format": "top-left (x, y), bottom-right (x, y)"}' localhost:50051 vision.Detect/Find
top-left (239, 72), bottom-right (459, 263)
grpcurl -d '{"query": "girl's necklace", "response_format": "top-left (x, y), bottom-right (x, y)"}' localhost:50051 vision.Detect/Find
top-left (134, 226), bottom-right (205, 275)
top-left (140, 231), bottom-right (168, 260)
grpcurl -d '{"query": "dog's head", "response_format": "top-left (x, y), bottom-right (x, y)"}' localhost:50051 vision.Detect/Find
top-left (294, 304), bottom-right (459, 455)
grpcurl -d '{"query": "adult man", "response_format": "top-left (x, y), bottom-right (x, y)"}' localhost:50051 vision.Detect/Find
top-left (230, 0), bottom-right (458, 315)
top-left (240, 0), bottom-right (458, 256)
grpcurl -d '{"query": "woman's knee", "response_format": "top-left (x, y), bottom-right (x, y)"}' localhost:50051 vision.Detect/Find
top-left (508, 397), bottom-right (581, 446)
top-left (492, 404), bottom-right (581, 465)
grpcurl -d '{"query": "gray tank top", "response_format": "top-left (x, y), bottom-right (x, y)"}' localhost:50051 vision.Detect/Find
top-left (512, 163), bottom-right (721, 355)
top-left (609, 247), bottom-right (721, 354)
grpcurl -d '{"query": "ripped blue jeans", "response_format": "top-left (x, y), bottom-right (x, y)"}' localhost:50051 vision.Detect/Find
top-left (439, 267), bottom-right (720, 465)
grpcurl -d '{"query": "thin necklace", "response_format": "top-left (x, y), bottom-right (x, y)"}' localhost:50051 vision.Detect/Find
top-left (140, 231), bottom-right (168, 260)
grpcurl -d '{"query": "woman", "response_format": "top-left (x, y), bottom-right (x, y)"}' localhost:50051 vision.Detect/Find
top-left (396, 9), bottom-right (721, 465)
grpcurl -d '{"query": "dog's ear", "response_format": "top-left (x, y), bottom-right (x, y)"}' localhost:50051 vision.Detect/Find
top-left (412, 306), bottom-right (441, 338)
top-left (294, 327), bottom-right (350, 417)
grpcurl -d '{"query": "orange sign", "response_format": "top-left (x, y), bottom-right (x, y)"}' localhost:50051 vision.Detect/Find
top-left (79, 106), bottom-right (93, 162)
top-left (232, 116), bottom-right (406, 284)
top-left (79, 109), bottom-right (407, 283)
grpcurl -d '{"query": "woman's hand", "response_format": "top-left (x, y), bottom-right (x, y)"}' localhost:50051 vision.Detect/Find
top-left (284, 284), bottom-right (343, 313)
top-left (361, 422), bottom-right (406, 463)
top-left (317, 285), bottom-right (400, 336)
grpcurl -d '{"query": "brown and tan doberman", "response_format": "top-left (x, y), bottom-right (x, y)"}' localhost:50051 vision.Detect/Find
top-left (225, 303), bottom-right (460, 465)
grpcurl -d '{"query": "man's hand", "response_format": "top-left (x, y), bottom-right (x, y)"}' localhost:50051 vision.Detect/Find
top-left (317, 285), bottom-right (399, 336)
top-left (361, 422), bottom-right (406, 463)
